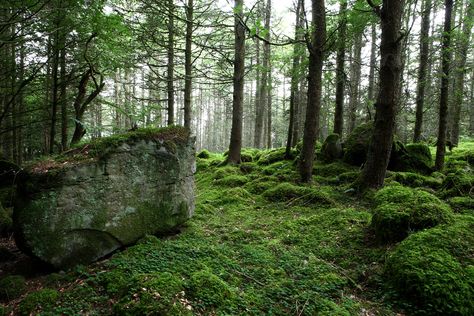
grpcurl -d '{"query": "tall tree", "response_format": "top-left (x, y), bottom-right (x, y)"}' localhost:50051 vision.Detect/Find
top-left (366, 22), bottom-right (377, 120)
top-left (167, 0), bottom-right (175, 126)
top-left (184, 0), bottom-right (194, 130)
top-left (413, 0), bottom-right (432, 142)
top-left (299, 0), bottom-right (326, 182)
top-left (360, 0), bottom-right (405, 189)
top-left (227, 0), bottom-right (245, 164)
top-left (333, 0), bottom-right (347, 137)
top-left (435, 0), bottom-right (454, 170)
top-left (347, 31), bottom-right (362, 134)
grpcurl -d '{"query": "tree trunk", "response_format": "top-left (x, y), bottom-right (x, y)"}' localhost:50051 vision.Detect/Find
top-left (184, 0), bottom-right (193, 130)
top-left (413, 0), bottom-right (432, 142)
top-left (167, 0), bottom-right (175, 126)
top-left (227, 0), bottom-right (245, 164)
top-left (470, 68), bottom-right (474, 136)
top-left (49, 21), bottom-right (60, 153)
top-left (435, 0), bottom-right (454, 171)
top-left (299, 0), bottom-right (326, 183)
top-left (348, 31), bottom-right (362, 134)
top-left (286, 0), bottom-right (304, 157)
top-left (361, 0), bottom-right (405, 189)
top-left (333, 0), bottom-right (347, 137)
top-left (264, 0), bottom-right (272, 149)
top-left (253, 34), bottom-right (261, 147)
top-left (449, 1), bottom-right (473, 146)
top-left (60, 33), bottom-right (68, 150)
top-left (366, 22), bottom-right (377, 121)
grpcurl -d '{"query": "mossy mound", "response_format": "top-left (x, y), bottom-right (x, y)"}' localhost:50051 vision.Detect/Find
top-left (223, 148), bottom-right (257, 163)
top-left (262, 183), bottom-right (335, 206)
top-left (18, 289), bottom-right (59, 315)
top-left (257, 147), bottom-right (296, 165)
top-left (188, 270), bottom-right (235, 308)
top-left (385, 171), bottom-right (442, 189)
top-left (261, 161), bottom-right (294, 176)
top-left (385, 216), bottom-right (474, 315)
top-left (243, 179), bottom-right (279, 194)
top-left (388, 142), bottom-right (433, 175)
top-left (212, 166), bottom-right (241, 180)
top-left (448, 196), bottom-right (474, 213)
top-left (371, 184), bottom-right (454, 243)
top-left (0, 275), bottom-right (26, 301)
top-left (197, 149), bottom-right (211, 159)
top-left (321, 134), bottom-right (343, 162)
top-left (313, 161), bottom-right (355, 178)
top-left (343, 123), bottom-right (373, 166)
top-left (214, 175), bottom-right (249, 187)
top-left (441, 171), bottom-right (473, 197)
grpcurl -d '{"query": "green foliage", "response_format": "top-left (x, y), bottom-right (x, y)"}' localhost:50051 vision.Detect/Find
top-left (188, 270), bottom-right (235, 308)
top-left (385, 216), bottom-right (474, 314)
top-left (18, 289), bottom-right (59, 316)
top-left (262, 182), bottom-right (335, 206)
top-left (0, 275), bottom-right (26, 301)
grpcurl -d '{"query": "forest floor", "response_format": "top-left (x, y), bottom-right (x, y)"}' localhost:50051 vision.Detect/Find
top-left (1, 142), bottom-right (473, 315)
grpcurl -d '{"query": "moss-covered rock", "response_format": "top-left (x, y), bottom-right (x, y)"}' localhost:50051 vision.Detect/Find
top-left (214, 175), bottom-right (249, 187)
top-left (385, 216), bottom-right (474, 315)
top-left (18, 289), bottom-right (59, 315)
top-left (262, 183), bottom-right (335, 206)
top-left (197, 149), bottom-right (211, 159)
top-left (0, 275), bottom-right (26, 301)
top-left (343, 123), bottom-right (373, 166)
top-left (448, 196), bottom-right (474, 213)
top-left (13, 126), bottom-right (196, 269)
top-left (313, 161), bottom-right (355, 178)
top-left (371, 184), bottom-right (454, 243)
top-left (385, 171), bottom-right (442, 189)
top-left (321, 134), bottom-right (343, 162)
top-left (257, 147), bottom-right (295, 165)
top-left (388, 142), bottom-right (433, 174)
top-left (188, 270), bottom-right (235, 307)
top-left (441, 171), bottom-right (473, 197)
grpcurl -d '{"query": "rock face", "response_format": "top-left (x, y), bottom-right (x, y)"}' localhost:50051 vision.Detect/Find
top-left (14, 127), bottom-right (195, 269)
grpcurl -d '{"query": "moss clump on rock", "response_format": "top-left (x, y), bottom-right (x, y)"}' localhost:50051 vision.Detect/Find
top-left (257, 147), bottom-right (295, 165)
top-left (343, 123), bottom-right (373, 166)
top-left (385, 216), bottom-right (474, 315)
top-left (18, 289), bottom-right (59, 315)
top-left (321, 134), bottom-right (343, 162)
top-left (448, 196), bottom-right (474, 214)
top-left (385, 171), bottom-right (442, 189)
top-left (263, 182), bottom-right (335, 206)
top-left (441, 171), bottom-right (473, 197)
top-left (313, 161), bottom-right (355, 178)
top-left (197, 149), bottom-right (211, 159)
top-left (371, 184), bottom-right (454, 243)
top-left (244, 179), bottom-right (279, 194)
top-left (388, 142), bottom-right (433, 174)
top-left (188, 270), bottom-right (235, 308)
top-left (0, 275), bottom-right (26, 301)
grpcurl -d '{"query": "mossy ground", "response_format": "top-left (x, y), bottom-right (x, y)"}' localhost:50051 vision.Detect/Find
top-left (2, 143), bottom-right (474, 315)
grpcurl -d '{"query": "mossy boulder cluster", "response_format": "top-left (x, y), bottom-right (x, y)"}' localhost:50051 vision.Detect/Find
top-left (13, 127), bottom-right (196, 269)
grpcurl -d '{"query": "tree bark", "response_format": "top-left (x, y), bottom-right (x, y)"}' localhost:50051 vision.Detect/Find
top-left (49, 15), bottom-right (60, 154)
top-left (167, 0), bottom-right (175, 126)
top-left (435, 0), bottom-right (454, 171)
top-left (184, 0), bottom-right (193, 131)
top-left (360, 0), bottom-right (405, 189)
top-left (348, 31), bottom-right (362, 134)
top-left (60, 31), bottom-right (68, 150)
top-left (413, 0), bottom-right (432, 142)
top-left (265, 0), bottom-right (272, 149)
top-left (299, 0), bottom-right (326, 183)
top-left (333, 0), bottom-right (347, 137)
top-left (227, 0), bottom-right (245, 164)
top-left (367, 22), bottom-right (377, 121)
top-left (449, 1), bottom-right (473, 146)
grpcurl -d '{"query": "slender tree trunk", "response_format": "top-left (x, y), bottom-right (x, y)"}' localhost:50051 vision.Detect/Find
top-left (450, 1), bottom-right (473, 146)
top-left (470, 68), bottom-right (474, 136)
top-left (361, 0), bottom-right (405, 189)
top-left (435, 0), bottom-right (454, 171)
top-left (348, 31), bottom-right (362, 134)
top-left (299, 0), bottom-right (326, 183)
top-left (253, 38), bottom-right (261, 147)
top-left (333, 0), bottom-right (347, 137)
top-left (264, 0), bottom-right (272, 149)
top-left (413, 0), bottom-right (432, 142)
top-left (286, 0), bottom-right (304, 157)
top-left (184, 0), bottom-right (193, 130)
top-left (367, 22), bottom-right (377, 121)
top-left (266, 63), bottom-right (272, 148)
top-left (60, 34), bottom-right (68, 150)
top-left (50, 32), bottom-right (60, 153)
top-left (167, 0), bottom-right (175, 126)
top-left (227, 0), bottom-right (245, 164)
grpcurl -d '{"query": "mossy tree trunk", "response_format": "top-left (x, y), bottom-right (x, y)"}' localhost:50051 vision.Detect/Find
top-left (299, 0), bottom-right (326, 183)
top-left (435, 0), bottom-right (454, 171)
top-left (361, 0), bottom-right (405, 189)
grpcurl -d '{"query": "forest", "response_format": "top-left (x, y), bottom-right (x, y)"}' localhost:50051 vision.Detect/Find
top-left (0, 0), bottom-right (473, 315)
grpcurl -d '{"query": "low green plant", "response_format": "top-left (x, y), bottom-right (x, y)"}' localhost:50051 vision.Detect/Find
top-left (18, 289), bottom-right (59, 315)
top-left (188, 270), bottom-right (235, 308)
top-left (0, 275), bottom-right (26, 301)
top-left (262, 182), bottom-right (335, 206)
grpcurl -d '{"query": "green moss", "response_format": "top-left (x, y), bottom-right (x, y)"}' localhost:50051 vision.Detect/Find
top-left (343, 123), bottom-right (373, 166)
top-left (262, 183), bottom-right (335, 206)
top-left (441, 171), bottom-right (473, 197)
top-left (385, 216), bottom-right (474, 314)
top-left (212, 166), bottom-right (241, 180)
top-left (197, 149), bottom-right (211, 159)
top-left (261, 160), bottom-right (294, 176)
top-left (313, 161), bottom-right (355, 178)
top-left (385, 171), bottom-right (442, 189)
top-left (244, 179), bottom-right (279, 194)
top-left (188, 270), bottom-right (235, 308)
top-left (214, 175), bottom-right (249, 187)
top-left (321, 133), bottom-right (343, 162)
top-left (373, 183), bottom-right (442, 207)
top-left (0, 203), bottom-right (12, 236)
top-left (18, 289), bottom-right (59, 315)
top-left (448, 196), bottom-right (474, 213)
top-left (0, 275), bottom-right (26, 301)
top-left (239, 162), bottom-right (258, 174)
top-left (257, 147), bottom-right (295, 165)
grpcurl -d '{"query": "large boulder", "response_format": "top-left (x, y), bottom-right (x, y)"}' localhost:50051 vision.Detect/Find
top-left (321, 134), bottom-right (343, 162)
top-left (13, 127), bottom-right (196, 269)
top-left (388, 142), bottom-right (433, 174)
top-left (343, 123), bottom-right (373, 166)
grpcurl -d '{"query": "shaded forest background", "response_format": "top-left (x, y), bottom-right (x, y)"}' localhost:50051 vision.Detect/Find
top-left (0, 0), bottom-right (473, 163)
